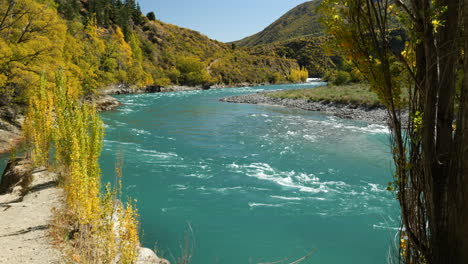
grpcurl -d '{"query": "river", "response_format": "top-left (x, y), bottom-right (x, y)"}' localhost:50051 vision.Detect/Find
top-left (99, 83), bottom-right (399, 264)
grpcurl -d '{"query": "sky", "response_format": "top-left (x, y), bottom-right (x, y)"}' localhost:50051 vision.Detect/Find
top-left (137, 0), bottom-right (310, 43)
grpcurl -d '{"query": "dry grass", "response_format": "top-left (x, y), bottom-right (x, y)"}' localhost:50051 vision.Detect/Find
top-left (268, 83), bottom-right (383, 107)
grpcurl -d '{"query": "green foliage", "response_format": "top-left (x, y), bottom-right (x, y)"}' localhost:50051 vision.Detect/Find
top-left (210, 50), bottom-right (298, 84)
top-left (268, 83), bottom-right (382, 107)
top-left (331, 71), bottom-right (351, 85)
top-left (146, 12), bottom-right (156, 21)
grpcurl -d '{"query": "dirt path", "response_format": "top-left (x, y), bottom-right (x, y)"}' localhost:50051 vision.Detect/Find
top-left (206, 58), bottom-right (221, 74)
top-left (0, 168), bottom-right (62, 264)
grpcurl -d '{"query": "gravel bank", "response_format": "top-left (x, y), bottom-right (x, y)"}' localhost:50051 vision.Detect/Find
top-left (220, 92), bottom-right (404, 124)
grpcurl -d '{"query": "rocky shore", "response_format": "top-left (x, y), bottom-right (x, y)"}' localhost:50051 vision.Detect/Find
top-left (220, 92), bottom-right (403, 124)
top-left (94, 82), bottom-right (270, 112)
top-left (0, 107), bottom-right (23, 155)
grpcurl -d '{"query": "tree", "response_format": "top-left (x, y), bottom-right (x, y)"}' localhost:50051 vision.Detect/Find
top-left (320, 0), bottom-right (467, 263)
top-left (146, 11), bottom-right (156, 21)
top-left (0, 0), bottom-right (67, 106)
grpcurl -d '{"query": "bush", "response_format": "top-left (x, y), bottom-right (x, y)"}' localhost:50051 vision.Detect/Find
top-left (154, 77), bottom-right (171, 87)
top-left (288, 67), bottom-right (309, 83)
top-left (146, 12), bottom-right (156, 21)
top-left (332, 70), bottom-right (351, 85)
top-left (269, 72), bottom-right (282, 84)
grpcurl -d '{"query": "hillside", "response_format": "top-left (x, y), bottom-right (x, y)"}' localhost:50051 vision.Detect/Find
top-left (232, 0), bottom-right (337, 78)
top-left (233, 0), bottom-right (323, 47)
top-left (0, 0), bottom-right (306, 112)
top-left (139, 19), bottom-right (303, 85)
top-left (246, 36), bottom-right (336, 78)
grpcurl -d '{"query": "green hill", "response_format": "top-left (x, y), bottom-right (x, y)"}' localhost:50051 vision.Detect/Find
top-left (233, 0), bottom-right (323, 47)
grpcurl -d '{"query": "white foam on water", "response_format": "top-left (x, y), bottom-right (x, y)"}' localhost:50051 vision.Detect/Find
top-left (213, 186), bottom-right (243, 193)
top-left (302, 118), bottom-right (390, 135)
top-left (372, 224), bottom-right (400, 231)
top-left (159, 164), bottom-right (189, 168)
top-left (248, 202), bottom-right (284, 208)
top-left (104, 140), bottom-right (138, 146)
top-left (185, 173), bottom-right (212, 179)
top-left (131, 128), bottom-right (150, 135)
top-left (303, 134), bottom-right (317, 142)
top-left (136, 148), bottom-right (178, 159)
top-left (228, 162), bottom-right (339, 194)
top-left (368, 183), bottom-right (385, 192)
top-left (171, 184), bottom-right (188, 190)
top-left (270, 195), bottom-right (302, 201)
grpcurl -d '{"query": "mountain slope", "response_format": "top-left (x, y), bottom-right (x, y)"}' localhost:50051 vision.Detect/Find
top-left (0, 0), bottom-right (306, 110)
top-left (234, 0), bottom-right (323, 47)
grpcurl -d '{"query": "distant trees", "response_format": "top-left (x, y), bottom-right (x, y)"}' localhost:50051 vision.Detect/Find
top-left (56, 0), bottom-right (144, 38)
top-left (321, 0), bottom-right (468, 263)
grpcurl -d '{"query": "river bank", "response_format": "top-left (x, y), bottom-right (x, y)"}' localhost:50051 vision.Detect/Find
top-left (0, 156), bottom-right (169, 264)
top-left (94, 82), bottom-right (276, 112)
top-left (0, 159), bottom-right (62, 264)
top-left (220, 90), bottom-right (406, 124)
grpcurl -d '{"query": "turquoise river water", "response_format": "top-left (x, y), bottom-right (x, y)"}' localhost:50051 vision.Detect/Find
top-left (99, 83), bottom-right (399, 264)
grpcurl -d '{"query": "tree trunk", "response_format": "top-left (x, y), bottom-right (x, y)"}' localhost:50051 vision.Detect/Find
top-left (448, 1), bottom-right (468, 262)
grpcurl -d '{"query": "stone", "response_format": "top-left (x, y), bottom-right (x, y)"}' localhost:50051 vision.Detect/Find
top-left (0, 158), bottom-right (33, 195)
top-left (137, 247), bottom-right (170, 264)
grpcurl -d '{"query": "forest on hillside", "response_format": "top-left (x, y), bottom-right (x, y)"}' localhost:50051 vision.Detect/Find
top-left (0, 0), bottom-right (308, 110)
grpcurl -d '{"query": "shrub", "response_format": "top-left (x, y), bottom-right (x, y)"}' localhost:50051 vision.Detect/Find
top-left (146, 12), bottom-right (156, 21)
top-left (288, 67), bottom-right (309, 83)
top-left (332, 70), bottom-right (351, 85)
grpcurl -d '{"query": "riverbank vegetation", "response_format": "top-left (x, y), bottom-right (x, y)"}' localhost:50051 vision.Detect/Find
top-left (320, 0), bottom-right (468, 263)
top-left (267, 83), bottom-right (382, 107)
top-left (24, 73), bottom-right (141, 263)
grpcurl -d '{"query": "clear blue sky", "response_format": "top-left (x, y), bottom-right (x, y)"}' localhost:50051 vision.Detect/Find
top-left (137, 0), bottom-right (310, 43)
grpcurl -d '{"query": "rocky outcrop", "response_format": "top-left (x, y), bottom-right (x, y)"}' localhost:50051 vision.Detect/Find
top-left (0, 157), bottom-right (32, 195)
top-left (93, 94), bottom-right (123, 112)
top-left (137, 247), bottom-right (170, 264)
top-left (100, 84), bottom-right (165, 95)
top-left (0, 107), bottom-right (23, 155)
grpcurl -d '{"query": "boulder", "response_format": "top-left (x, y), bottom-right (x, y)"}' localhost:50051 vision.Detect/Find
top-left (0, 157), bottom-right (33, 195)
top-left (94, 95), bottom-right (122, 112)
top-left (146, 85), bottom-right (162, 93)
top-left (137, 247), bottom-right (170, 264)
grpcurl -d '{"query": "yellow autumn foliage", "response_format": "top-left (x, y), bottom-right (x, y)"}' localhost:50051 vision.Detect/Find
top-left (24, 71), bottom-right (141, 263)
top-left (288, 67), bottom-right (309, 83)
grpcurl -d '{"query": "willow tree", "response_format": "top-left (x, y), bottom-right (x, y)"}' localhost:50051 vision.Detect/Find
top-left (320, 0), bottom-right (468, 263)
top-left (0, 0), bottom-right (67, 106)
